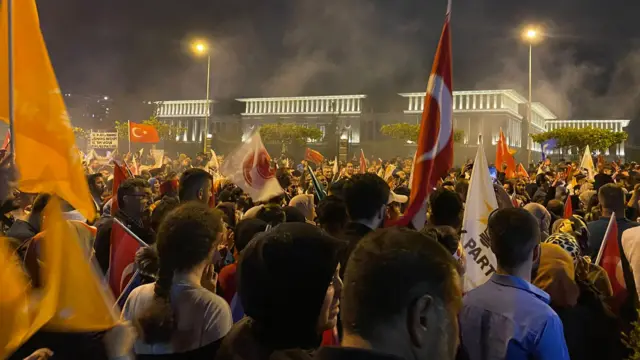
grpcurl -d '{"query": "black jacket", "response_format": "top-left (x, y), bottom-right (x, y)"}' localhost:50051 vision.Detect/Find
top-left (338, 222), bottom-right (373, 279)
top-left (93, 210), bottom-right (155, 275)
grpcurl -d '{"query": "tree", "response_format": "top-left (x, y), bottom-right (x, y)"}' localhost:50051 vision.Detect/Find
top-left (259, 123), bottom-right (323, 155)
top-left (531, 126), bottom-right (628, 154)
top-left (115, 116), bottom-right (187, 141)
top-left (380, 123), bottom-right (465, 144)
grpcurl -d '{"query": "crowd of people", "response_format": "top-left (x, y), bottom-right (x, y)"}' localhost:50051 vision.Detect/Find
top-left (4, 148), bottom-right (640, 360)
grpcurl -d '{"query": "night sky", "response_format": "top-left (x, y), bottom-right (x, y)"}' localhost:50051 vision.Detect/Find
top-left (36, 0), bottom-right (640, 125)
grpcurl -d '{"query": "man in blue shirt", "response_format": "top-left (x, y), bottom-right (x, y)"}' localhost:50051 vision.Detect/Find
top-left (459, 208), bottom-right (570, 360)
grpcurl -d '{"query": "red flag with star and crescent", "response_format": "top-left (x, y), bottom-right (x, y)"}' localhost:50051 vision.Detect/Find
top-left (129, 122), bottom-right (160, 143)
top-left (393, 2), bottom-right (453, 229)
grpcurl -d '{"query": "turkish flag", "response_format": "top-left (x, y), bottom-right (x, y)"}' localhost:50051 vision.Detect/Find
top-left (564, 195), bottom-right (573, 219)
top-left (597, 215), bottom-right (628, 313)
top-left (496, 129), bottom-right (516, 179)
top-left (129, 122), bottom-right (160, 143)
top-left (110, 161), bottom-right (131, 214)
top-left (108, 220), bottom-right (146, 298)
top-left (392, 2), bottom-right (453, 229)
top-left (304, 148), bottom-right (324, 165)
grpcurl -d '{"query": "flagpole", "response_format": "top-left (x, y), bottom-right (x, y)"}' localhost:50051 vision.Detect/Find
top-left (7, 0), bottom-right (15, 157)
top-left (595, 212), bottom-right (615, 265)
top-left (127, 120), bottom-right (131, 154)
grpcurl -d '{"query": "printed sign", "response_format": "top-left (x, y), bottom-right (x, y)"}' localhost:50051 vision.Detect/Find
top-left (90, 132), bottom-right (118, 149)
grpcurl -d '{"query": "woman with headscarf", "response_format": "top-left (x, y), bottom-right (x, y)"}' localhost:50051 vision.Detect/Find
top-left (536, 234), bottom-right (622, 360)
top-left (524, 203), bottom-right (551, 241)
top-left (216, 222), bottom-right (342, 360)
top-left (289, 194), bottom-right (316, 225)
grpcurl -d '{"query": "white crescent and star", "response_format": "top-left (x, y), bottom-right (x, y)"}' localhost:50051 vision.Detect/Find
top-left (131, 127), bottom-right (147, 138)
top-left (416, 74), bottom-right (453, 163)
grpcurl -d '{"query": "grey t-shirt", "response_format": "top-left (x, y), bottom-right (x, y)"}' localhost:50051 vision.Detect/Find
top-left (122, 281), bottom-right (233, 355)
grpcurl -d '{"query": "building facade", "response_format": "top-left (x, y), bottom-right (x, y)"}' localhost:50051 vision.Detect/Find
top-left (153, 89), bottom-right (630, 162)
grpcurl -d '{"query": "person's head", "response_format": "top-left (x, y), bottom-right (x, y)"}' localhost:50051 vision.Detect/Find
top-left (87, 173), bottom-right (106, 197)
top-left (342, 228), bottom-right (461, 360)
top-left (524, 203), bottom-right (551, 241)
top-left (343, 173), bottom-right (390, 228)
top-left (454, 179), bottom-right (469, 202)
top-left (323, 166), bottom-right (333, 180)
top-left (289, 194), bottom-right (316, 222)
top-left (150, 197), bottom-right (180, 233)
top-left (489, 208), bottom-right (541, 276)
top-left (89, 158), bottom-right (100, 170)
top-left (256, 204), bottom-right (286, 226)
top-left (233, 218), bottom-right (268, 257)
top-left (346, 162), bottom-right (354, 175)
top-left (428, 188), bottom-right (464, 231)
top-left (117, 178), bottom-right (152, 219)
top-left (283, 206), bottom-right (307, 223)
top-left (328, 179), bottom-right (346, 199)
top-left (238, 223), bottom-right (342, 348)
top-left (546, 199), bottom-right (564, 218)
top-left (178, 168), bottom-right (213, 204)
top-left (135, 203), bottom-right (224, 343)
top-left (598, 183), bottom-right (625, 216)
top-left (503, 181), bottom-right (515, 195)
top-left (317, 195), bottom-right (349, 236)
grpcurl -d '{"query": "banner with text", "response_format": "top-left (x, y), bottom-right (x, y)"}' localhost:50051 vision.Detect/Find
top-left (90, 132), bottom-right (118, 149)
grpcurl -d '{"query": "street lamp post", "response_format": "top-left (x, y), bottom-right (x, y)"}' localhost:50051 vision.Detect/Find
top-left (192, 41), bottom-right (211, 153)
top-left (523, 27), bottom-right (540, 166)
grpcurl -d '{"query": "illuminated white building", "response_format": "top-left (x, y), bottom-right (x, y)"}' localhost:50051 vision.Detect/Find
top-left (151, 90), bottom-right (630, 160)
top-left (545, 119), bottom-right (630, 156)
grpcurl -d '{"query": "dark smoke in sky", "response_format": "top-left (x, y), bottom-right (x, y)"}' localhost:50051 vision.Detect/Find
top-left (37, 0), bottom-right (640, 141)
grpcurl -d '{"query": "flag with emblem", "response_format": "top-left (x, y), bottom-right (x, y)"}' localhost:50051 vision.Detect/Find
top-left (580, 145), bottom-right (595, 180)
top-left (129, 121), bottom-right (160, 143)
top-left (461, 146), bottom-right (499, 292)
top-left (38, 197), bottom-right (118, 331)
top-left (0, 0), bottom-right (96, 222)
top-left (109, 219), bottom-right (148, 298)
top-left (596, 214), bottom-right (639, 320)
top-left (304, 148), bottom-right (324, 165)
top-left (221, 132), bottom-right (283, 202)
top-left (392, 1), bottom-right (453, 229)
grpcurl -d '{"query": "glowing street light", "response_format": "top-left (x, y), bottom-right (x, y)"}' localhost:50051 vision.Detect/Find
top-left (521, 25), bottom-right (543, 165)
top-left (191, 40), bottom-right (212, 152)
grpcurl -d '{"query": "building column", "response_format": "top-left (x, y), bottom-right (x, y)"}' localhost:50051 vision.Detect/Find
top-left (409, 97), bottom-right (414, 111)
top-left (356, 99), bottom-right (361, 112)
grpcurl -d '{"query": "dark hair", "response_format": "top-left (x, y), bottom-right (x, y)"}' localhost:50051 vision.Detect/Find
top-left (546, 200), bottom-right (564, 218)
top-left (234, 218), bottom-right (268, 252)
top-left (429, 188), bottom-right (463, 229)
top-left (488, 208), bottom-right (540, 270)
top-left (342, 228), bottom-right (459, 339)
top-left (328, 179), bottom-right (347, 199)
top-left (454, 179), bottom-right (469, 202)
top-left (216, 202), bottom-right (238, 229)
top-left (150, 197), bottom-right (180, 233)
top-left (283, 206), bottom-right (306, 223)
top-left (317, 195), bottom-right (349, 233)
top-left (422, 225), bottom-right (460, 255)
top-left (87, 173), bottom-right (104, 192)
top-left (343, 174), bottom-right (390, 221)
top-left (135, 203), bottom-right (223, 344)
top-left (178, 168), bottom-right (213, 202)
top-left (31, 193), bottom-right (51, 214)
top-left (256, 204), bottom-right (286, 226)
top-left (535, 173), bottom-right (547, 187)
top-left (598, 183), bottom-right (625, 213)
top-left (117, 178), bottom-right (149, 208)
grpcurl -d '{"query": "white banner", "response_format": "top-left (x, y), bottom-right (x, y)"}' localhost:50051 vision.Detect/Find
top-left (90, 132), bottom-right (118, 149)
top-left (461, 146), bottom-right (499, 292)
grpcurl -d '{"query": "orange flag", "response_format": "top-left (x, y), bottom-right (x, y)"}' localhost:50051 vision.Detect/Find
top-left (0, 239), bottom-right (35, 358)
top-left (0, 0), bottom-right (96, 221)
top-left (496, 129), bottom-right (516, 179)
top-left (38, 197), bottom-right (118, 331)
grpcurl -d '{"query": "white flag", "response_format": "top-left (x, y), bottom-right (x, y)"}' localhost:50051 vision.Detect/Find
top-left (221, 132), bottom-right (283, 202)
top-left (150, 149), bottom-right (164, 168)
top-left (580, 145), bottom-right (595, 180)
top-left (208, 149), bottom-right (220, 170)
top-left (461, 146), bottom-right (499, 292)
top-left (332, 156), bottom-right (339, 176)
